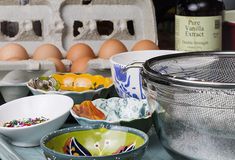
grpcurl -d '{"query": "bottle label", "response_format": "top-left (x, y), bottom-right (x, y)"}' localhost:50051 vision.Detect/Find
top-left (175, 15), bottom-right (222, 51)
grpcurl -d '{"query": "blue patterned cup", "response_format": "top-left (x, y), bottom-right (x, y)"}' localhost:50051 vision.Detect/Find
top-left (110, 50), bottom-right (179, 99)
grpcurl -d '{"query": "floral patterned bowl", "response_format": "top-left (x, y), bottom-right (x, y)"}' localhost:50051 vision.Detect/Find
top-left (110, 50), bottom-right (180, 99)
top-left (40, 125), bottom-right (149, 160)
top-left (70, 97), bottom-right (154, 133)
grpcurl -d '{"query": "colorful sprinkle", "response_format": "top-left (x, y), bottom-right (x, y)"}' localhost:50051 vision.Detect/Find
top-left (3, 117), bottom-right (49, 128)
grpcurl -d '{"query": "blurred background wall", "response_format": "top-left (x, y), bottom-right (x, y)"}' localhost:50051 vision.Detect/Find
top-left (224, 0), bottom-right (235, 9)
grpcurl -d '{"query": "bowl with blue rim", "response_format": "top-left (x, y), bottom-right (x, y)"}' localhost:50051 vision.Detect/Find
top-left (40, 125), bottom-right (149, 160)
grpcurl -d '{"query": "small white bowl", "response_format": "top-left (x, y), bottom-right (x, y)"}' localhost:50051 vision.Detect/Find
top-left (0, 94), bottom-right (74, 147)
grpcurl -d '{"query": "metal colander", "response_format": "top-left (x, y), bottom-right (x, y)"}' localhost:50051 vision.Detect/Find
top-left (141, 52), bottom-right (235, 160)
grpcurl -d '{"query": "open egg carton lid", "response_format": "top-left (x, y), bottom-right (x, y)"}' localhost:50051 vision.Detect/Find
top-left (0, 0), bottom-right (157, 102)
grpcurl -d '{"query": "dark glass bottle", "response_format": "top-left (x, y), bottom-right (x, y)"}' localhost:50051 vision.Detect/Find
top-left (175, 0), bottom-right (225, 51)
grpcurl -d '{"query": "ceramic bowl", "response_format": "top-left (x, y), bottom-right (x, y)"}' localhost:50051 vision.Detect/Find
top-left (70, 97), bottom-right (154, 133)
top-left (0, 94), bottom-right (74, 147)
top-left (27, 74), bottom-right (114, 104)
top-left (40, 125), bottom-right (149, 160)
top-left (110, 50), bottom-right (180, 99)
top-left (0, 84), bottom-right (29, 102)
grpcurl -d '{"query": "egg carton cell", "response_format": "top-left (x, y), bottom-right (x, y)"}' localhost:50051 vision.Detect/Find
top-left (0, 20), bottom-right (43, 41)
top-left (1, 21), bottom-right (19, 38)
top-left (72, 19), bottom-right (135, 41)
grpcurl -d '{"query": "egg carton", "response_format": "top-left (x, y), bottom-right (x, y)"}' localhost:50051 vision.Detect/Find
top-left (0, 0), bottom-right (157, 102)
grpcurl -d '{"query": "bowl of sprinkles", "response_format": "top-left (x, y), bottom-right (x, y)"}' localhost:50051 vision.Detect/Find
top-left (3, 117), bottom-right (49, 128)
top-left (0, 94), bottom-right (74, 147)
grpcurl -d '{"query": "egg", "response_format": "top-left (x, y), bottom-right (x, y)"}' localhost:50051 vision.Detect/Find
top-left (98, 39), bottom-right (128, 59)
top-left (66, 43), bottom-right (95, 62)
top-left (70, 57), bottom-right (93, 73)
top-left (0, 43), bottom-right (29, 60)
top-left (32, 43), bottom-right (63, 60)
top-left (131, 39), bottom-right (160, 51)
top-left (46, 57), bottom-right (66, 72)
top-left (6, 57), bottom-right (23, 61)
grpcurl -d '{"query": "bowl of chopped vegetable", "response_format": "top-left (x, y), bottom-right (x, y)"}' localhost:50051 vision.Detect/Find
top-left (27, 73), bottom-right (114, 104)
top-left (70, 97), bottom-right (154, 133)
top-left (0, 94), bottom-right (74, 147)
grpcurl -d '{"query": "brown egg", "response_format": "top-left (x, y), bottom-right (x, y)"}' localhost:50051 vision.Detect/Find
top-left (0, 43), bottom-right (29, 60)
top-left (66, 43), bottom-right (95, 62)
top-left (33, 43), bottom-right (63, 60)
top-left (98, 39), bottom-right (128, 59)
top-left (46, 57), bottom-right (66, 72)
top-left (131, 39), bottom-right (160, 51)
top-left (70, 57), bottom-right (93, 73)
top-left (6, 57), bottom-right (23, 61)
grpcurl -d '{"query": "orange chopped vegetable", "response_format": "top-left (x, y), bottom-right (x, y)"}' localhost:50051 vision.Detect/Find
top-left (51, 73), bottom-right (113, 92)
top-left (72, 101), bottom-right (106, 120)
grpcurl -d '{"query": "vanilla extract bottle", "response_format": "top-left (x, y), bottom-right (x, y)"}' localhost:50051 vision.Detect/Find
top-left (175, 0), bottom-right (224, 51)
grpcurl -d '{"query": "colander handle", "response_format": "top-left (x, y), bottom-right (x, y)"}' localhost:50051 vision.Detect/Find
top-left (122, 62), bottom-right (144, 72)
